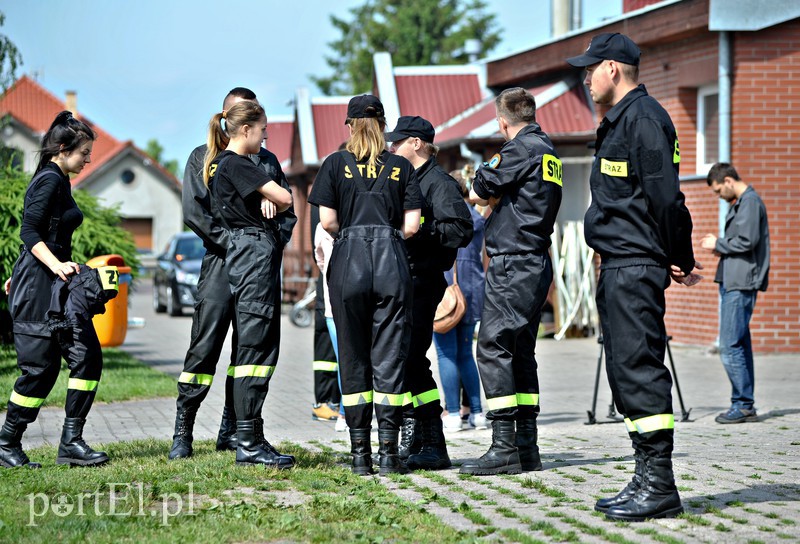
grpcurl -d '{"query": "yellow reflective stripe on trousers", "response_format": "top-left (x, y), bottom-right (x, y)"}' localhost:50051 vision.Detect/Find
top-left (486, 394), bottom-right (518, 411)
top-left (412, 388), bottom-right (440, 408)
top-left (67, 378), bottom-right (99, 391)
top-left (178, 372), bottom-right (213, 386)
top-left (226, 366), bottom-right (234, 377)
top-left (376, 391), bottom-right (412, 407)
top-left (624, 418), bottom-right (636, 433)
top-left (342, 390), bottom-right (373, 406)
top-left (630, 414), bottom-right (674, 433)
top-left (9, 391), bottom-right (45, 408)
top-left (312, 360), bottom-right (338, 372)
top-left (232, 365), bottom-right (276, 379)
top-left (516, 393), bottom-right (539, 406)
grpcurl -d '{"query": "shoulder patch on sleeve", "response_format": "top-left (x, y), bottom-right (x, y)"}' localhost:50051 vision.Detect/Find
top-left (487, 153), bottom-right (502, 169)
top-left (542, 154), bottom-right (563, 186)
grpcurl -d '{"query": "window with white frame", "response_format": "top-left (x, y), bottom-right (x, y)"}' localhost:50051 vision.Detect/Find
top-left (696, 84), bottom-right (719, 173)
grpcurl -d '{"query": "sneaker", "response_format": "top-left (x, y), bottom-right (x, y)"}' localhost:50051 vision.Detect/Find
top-left (312, 403), bottom-right (339, 421)
top-left (715, 407), bottom-right (758, 424)
top-left (443, 413), bottom-right (463, 432)
top-left (468, 412), bottom-right (489, 429)
top-left (334, 416), bottom-right (348, 432)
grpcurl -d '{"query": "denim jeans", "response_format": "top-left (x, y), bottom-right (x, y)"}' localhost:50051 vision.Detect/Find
top-left (433, 321), bottom-right (483, 414)
top-left (719, 286), bottom-right (757, 411)
top-left (326, 317), bottom-right (345, 417)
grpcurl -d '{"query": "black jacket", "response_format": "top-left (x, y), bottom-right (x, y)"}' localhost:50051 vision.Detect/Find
top-left (472, 123), bottom-right (562, 257)
top-left (182, 145), bottom-right (297, 256)
top-left (405, 157), bottom-right (473, 273)
top-left (585, 85), bottom-right (694, 274)
top-left (47, 265), bottom-right (119, 331)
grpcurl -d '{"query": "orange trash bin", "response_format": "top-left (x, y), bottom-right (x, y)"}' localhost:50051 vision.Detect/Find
top-left (86, 254), bottom-right (132, 347)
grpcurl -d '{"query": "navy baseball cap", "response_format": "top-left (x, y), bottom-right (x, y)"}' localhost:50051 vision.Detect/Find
top-left (385, 116), bottom-right (436, 143)
top-left (566, 32), bottom-right (641, 67)
top-left (346, 94), bottom-right (384, 123)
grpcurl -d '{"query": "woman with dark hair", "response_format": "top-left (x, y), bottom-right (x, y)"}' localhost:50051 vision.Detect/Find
top-left (308, 95), bottom-right (422, 475)
top-left (1, 111), bottom-right (110, 468)
top-left (204, 100), bottom-right (295, 469)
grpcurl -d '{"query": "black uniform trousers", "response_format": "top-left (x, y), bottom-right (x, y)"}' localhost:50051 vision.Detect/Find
top-left (175, 251), bottom-right (237, 414)
top-left (313, 288), bottom-right (340, 404)
top-left (596, 262), bottom-right (674, 458)
top-left (403, 271), bottom-right (446, 420)
top-left (477, 252), bottom-right (551, 421)
top-left (6, 248), bottom-right (103, 426)
top-left (225, 229), bottom-right (282, 420)
top-left (328, 226), bottom-right (413, 431)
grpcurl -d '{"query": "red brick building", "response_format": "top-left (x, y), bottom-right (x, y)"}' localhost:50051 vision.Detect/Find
top-left (484, 0), bottom-right (800, 352)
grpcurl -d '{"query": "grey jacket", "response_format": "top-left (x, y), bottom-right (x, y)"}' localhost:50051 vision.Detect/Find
top-left (714, 185), bottom-right (770, 291)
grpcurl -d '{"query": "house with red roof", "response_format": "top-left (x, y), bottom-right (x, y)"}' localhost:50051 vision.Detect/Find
top-left (0, 75), bottom-right (183, 256)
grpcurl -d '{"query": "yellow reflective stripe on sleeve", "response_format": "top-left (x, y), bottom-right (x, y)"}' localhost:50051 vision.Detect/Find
top-left (516, 393), bottom-right (539, 406)
top-left (178, 372), bottom-right (213, 386)
top-left (412, 388), bottom-right (440, 408)
top-left (375, 391), bottom-right (410, 407)
top-left (673, 138), bottom-right (681, 163)
top-left (631, 414), bottom-right (675, 434)
top-left (624, 418), bottom-right (636, 433)
top-left (67, 378), bottom-right (99, 392)
top-left (312, 360), bottom-right (338, 372)
top-left (97, 266), bottom-right (120, 291)
top-left (226, 366), bottom-right (234, 377)
top-left (10, 391), bottom-right (45, 408)
top-left (542, 154), bottom-right (563, 186)
top-left (486, 394), bottom-right (518, 411)
top-left (342, 390), bottom-right (373, 407)
top-left (232, 365), bottom-right (276, 379)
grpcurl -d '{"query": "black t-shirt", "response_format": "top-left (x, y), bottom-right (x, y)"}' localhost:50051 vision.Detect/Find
top-left (308, 150), bottom-right (421, 230)
top-left (208, 150), bottom-right (275, 230)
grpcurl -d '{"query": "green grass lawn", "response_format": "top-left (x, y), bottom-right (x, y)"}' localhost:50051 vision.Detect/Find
top-left (0, 440), bottom-right (470, 544)
top-left (0, 346), bottom-right (177, 411)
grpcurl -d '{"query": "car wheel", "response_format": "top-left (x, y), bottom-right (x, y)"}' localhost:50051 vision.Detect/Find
top-left (289, 305), bottom-right (312, 328)
top-left (153, 282), bottom-right (166, 313)
top-left (166, 285), bottom-right (182, 317)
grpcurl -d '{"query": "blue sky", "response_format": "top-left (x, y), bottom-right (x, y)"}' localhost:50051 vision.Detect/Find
top-left (1, 1), bottom-right (620, 174)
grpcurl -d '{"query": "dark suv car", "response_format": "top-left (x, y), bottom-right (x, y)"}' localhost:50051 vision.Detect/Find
top-left (153, 232), bottom-right (206, 316)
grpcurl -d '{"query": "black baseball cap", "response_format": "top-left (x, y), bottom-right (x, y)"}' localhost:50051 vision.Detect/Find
top-left (385, 116), bottom-right (435, 143)
top-left (566, 32), bottom-right (641, 67)
top-left (346, 94), bottom-right (384, 123)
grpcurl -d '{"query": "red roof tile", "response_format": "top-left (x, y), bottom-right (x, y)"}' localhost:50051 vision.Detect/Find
top-left (312, 102), bottom-right (350, 160)
top-left (265, 119), bottom-right (293, 166)
top-left (395, 72), bottom-right (483, 127)
top-left (0, 76), bottom-right (122, 186)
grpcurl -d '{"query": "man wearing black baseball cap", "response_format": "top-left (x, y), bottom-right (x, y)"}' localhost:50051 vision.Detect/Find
top-left (387, 115), bottom-right (473, 471)
top-left (567, 34), bottom-right (702, 522)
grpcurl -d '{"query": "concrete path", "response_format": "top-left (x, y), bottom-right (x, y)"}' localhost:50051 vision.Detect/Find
top-left (20, 279), bottom-right (800, 543)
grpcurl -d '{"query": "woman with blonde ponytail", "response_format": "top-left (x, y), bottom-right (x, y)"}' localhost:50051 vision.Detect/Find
top-left (203, 99), bottom-right (295, 469)
top-left (308, 95), bottom-right (422, 476)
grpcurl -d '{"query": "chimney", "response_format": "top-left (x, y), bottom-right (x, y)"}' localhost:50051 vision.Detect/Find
top-left (65, 90), bottom-right (77, 116)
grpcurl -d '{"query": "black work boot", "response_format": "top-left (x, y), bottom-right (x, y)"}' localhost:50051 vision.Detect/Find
top-left (0, 421), bottom-right (41, 469)
top-left (605, 457), bottom-right (684, 521)
top-left (398, 417), bottom-right (419, 461)
top-left (56, 418), bottom-right (110, 467)
top-left (168, 408), bottom-right (197, 460)
top-left (515, 419), bottom-right (542, 471)
top-left (459, 420), bottom-right (521, 475)
top-left (595, 450), bottom-right (644, 512)
top-left (378, 429), bottom-right (409, 475)
top-left (235, 418), bottom-right (295, 469)
top-left (407, 418), bottom-right (451, 470)
top-left (215, 406), bottom-right (238, 451)
top-left (349, 427), bottom-right (374, 475)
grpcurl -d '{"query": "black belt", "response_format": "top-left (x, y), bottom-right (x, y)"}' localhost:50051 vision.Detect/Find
top-left (231, 227), bottom-right (268, 237)
top-left (338, 225), bottom-right (402, 240)
top-left (600, 256), bottom-right (664, 270)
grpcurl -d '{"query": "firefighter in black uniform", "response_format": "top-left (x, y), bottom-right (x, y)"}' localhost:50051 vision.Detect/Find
top-left (386, 116), bottom-right (473, 470)
top-left (204, 100), bottom-right (295, 469)
top-left (1, 112), bottom-right (111, 468)
top-left (567, 33), bottom-right (702, 521)
top-left (169, 88), bottom-right (296, 460)
top-left (308, 95), bottom-right (422, 475)
top-left (460, 88), bottom-right (562, 476)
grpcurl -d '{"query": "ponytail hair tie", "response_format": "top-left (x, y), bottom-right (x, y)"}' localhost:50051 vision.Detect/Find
top-left (221, 110), bottom-right (227, 119)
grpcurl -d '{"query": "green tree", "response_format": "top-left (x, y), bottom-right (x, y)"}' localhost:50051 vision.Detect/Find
top-left (312, 0), bottom-right (501, 96)
top-left (0, 11), bottom-right (22, 92)
top-left (144, 138), bottom-right (179, 178)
